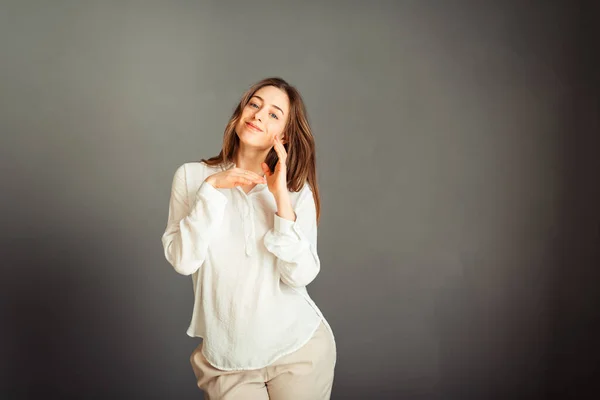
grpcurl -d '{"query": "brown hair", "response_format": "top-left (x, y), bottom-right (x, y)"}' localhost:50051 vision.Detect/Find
top-left (201, 77), bottom-right (321, 224)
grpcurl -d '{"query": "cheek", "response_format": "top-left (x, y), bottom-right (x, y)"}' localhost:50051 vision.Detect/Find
top-left (235, 120), bottom-right (243, 133)
top-left (240, 108), bottom-right (252, 120)
top-left (266, 121), bottom-right (285, 137)
top-left (237, 111), bottom-right (250, 129)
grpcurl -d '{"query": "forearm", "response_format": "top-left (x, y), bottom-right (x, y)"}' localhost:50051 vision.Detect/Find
top-left (265, 187), bottom-right (321, 287)
top-left (275, 191), bottom-right (296, 222)
top-left (162, 179), bottom-right (228, 275)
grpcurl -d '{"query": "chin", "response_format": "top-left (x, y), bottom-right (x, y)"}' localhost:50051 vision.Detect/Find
top-left (237, 133), bottom-right (265, 148)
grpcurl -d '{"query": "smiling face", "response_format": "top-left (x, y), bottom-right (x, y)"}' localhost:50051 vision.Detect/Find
top-left (235, 85), bottom-right (290, 149)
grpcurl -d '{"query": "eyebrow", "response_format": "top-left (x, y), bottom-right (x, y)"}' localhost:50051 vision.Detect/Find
top-left (252, 95), bottom-right (285, 116)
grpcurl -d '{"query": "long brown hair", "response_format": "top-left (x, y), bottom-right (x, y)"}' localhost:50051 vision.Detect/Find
top-left (201, 77), bottom-right (321, 224)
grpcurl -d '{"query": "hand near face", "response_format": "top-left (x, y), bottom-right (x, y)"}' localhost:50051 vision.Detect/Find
top-left (261, 136), bottom-right (288, 197)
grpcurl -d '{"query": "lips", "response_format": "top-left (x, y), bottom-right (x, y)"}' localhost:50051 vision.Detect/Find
top-left (245, 122), bottom-right (263, 132)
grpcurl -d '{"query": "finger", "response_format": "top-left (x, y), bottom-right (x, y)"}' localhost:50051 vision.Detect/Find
top-left (246, 172), bottom-right (265, 183)
top-left (242, 172), bottom-right (266, 183)
top-left (275, 136), bottom-right (287, 156)
top-left (245, 169), bottom-right (265, 179)
top-left (273, 141), bottom-right (287, 163)
top-left (234, 169), bottom-right (264, 181)
top-left (229, 172), bottom-right (259, 185)
top-left (233, 167), bottom-right (260, 177)
top-left (235, 178), bottom-right (253, 186)
top-left (261, 162), bottom-right (272, 176)
top-left (273, 136), bottom-right (282, 153)
top-left (245, 176), bottom-right (265, 184)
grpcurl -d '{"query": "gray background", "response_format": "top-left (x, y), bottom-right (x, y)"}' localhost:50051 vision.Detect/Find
top-left (1, 0), bottom-right (598, 399)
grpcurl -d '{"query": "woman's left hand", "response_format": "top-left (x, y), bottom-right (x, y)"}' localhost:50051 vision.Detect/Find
top-left (261, 136), bottom-right (288, 198)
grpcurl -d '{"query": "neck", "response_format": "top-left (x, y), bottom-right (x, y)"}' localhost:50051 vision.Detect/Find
top-left (233, 145), bottom-right (269, 176)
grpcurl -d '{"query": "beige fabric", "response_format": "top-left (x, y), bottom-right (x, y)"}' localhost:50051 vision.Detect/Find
top-left (190, 321), bottom-right (336, 399)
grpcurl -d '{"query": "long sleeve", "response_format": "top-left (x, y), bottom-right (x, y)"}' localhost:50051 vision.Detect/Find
top-left (161, 164), bottom-right (228, 276)
top-left (263, 184), bottom-right (320, 287)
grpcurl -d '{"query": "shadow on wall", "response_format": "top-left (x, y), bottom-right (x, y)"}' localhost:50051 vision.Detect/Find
top-left (434, 241), bottom-right (559, 399)
top-left (1, 233), bottom-right (145, 398)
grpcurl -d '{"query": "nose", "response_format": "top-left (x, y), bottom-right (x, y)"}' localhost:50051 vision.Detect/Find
top-left (254, 108), bottom-right (266, 121)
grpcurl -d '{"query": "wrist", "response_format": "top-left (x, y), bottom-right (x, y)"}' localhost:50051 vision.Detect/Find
top-left (273, 189), bottom-right (289, 202)
top-left (205, 176), bottom-right (217, 188)
top-left (275, 192), bottom-right (295, 221)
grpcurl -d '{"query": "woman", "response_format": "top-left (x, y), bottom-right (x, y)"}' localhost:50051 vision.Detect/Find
top-left (161, 77), bottom-right (336, 399)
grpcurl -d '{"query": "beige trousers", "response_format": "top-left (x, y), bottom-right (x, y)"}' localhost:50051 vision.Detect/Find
top-left (190, 321), bottom-right (336, 400)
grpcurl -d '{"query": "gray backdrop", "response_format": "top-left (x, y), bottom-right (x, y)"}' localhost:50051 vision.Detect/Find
top-left (1, 0), bottom-right (598, 399)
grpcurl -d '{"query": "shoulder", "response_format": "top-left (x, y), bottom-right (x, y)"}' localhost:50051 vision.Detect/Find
top-left (299, 181), bottom-right (314, 195)
top-left (173, 161), bottom-right (223, 178)
top-left (172, 161), bottom-right (227, 189)
top-left (289, 181), bottom-right (315, 206)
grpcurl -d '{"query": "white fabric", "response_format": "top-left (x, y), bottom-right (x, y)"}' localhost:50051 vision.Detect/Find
top-left (161, 161), bottom-right (333, 370)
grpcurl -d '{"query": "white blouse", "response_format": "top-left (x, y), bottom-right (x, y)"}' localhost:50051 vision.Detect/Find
top-left (161, 161), bottom-right (334, 370)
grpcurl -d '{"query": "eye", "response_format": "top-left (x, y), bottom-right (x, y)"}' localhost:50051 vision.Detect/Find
top-left (249, 102), bottom-right (259, 108)
top-left (270, 113), bottom-right (279, 119)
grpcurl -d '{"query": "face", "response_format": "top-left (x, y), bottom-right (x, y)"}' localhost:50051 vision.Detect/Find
top-left (235, 85), bottom-right (290, 149)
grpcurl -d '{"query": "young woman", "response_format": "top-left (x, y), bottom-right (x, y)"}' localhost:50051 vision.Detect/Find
top-left (161, 77), bottom-right (336, 399)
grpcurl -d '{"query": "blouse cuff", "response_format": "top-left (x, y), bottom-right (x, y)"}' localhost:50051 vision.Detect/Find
top-left (273, 213), bottom-right (298, 235)
top-left (197, 180), bottom-right (228, 204)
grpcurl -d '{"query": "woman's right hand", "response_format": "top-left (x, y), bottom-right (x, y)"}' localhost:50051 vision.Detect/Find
top-left (205, 168), bottom-right (266, 189)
